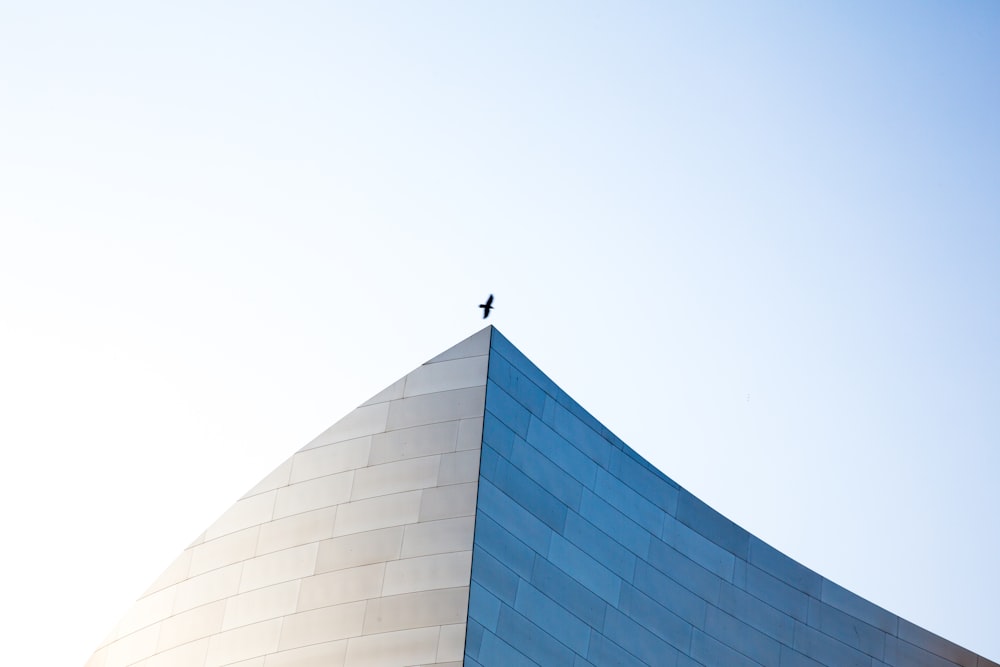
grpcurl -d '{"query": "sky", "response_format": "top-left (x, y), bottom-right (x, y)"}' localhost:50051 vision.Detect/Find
top-left (1, 2), bottom-right (998, 664)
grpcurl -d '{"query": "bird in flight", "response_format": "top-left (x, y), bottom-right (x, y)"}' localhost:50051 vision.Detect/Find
top-left (479, 294), bottom-right (494, 319)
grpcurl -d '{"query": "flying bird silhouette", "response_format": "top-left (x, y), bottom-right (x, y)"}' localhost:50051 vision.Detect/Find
top-left (479, 294), bottom-right (494, 319)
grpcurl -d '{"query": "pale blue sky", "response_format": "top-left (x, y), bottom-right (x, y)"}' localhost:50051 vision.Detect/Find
top-left (1, 3), bottom-right (998, 663)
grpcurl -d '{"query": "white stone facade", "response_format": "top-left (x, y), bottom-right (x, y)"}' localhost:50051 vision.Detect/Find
top-left (85, 327), bottom-right (490, 667)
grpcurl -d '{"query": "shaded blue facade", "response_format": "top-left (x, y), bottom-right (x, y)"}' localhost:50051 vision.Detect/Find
top-left (465, 328), bottom-right (995, 667)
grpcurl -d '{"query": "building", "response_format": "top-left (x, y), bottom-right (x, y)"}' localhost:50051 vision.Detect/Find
top-left (86, 326), bottom-right (995, 667)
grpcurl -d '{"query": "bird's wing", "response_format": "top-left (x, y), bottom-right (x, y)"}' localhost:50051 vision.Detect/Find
top-left (485, 294), bottom-right (493, 307)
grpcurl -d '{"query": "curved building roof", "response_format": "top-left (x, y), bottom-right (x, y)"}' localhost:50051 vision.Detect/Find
top-left (86, 326), bottom-right (996, 667)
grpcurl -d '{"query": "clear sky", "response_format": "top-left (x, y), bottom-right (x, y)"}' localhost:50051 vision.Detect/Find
top-left (1, 2), bottom-right (998, 664)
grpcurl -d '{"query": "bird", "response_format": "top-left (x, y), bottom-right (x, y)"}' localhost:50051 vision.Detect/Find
top-left (479, 294), bottom-right (494, 319)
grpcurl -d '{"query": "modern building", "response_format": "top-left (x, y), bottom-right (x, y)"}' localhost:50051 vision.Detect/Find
top-left (86, 326), bottom-right (995, 667)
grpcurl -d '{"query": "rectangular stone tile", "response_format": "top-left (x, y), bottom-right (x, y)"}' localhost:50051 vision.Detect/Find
top-left (779, 644), bottom-right (827, 667)
top-left (746, 563), bottom-right (809, 622)
top-left (430, 326), bottom-right (491, 363)
top-left (820, 578), bottom-right (898, 634)
top-left (496, 605), bottom-right (578, 665)
top-left (464, 619), bottom-right (484, 660)
top-left (297, 562), bottom-right (385, 611)
top-left (278, 601), bottom-right (367, 650)
top-left (718, 581), bottom-right (795, 645)
top-left (478, 442), bottom-right (501, 482)
top-left (548, 534), bottom-right (621, 605)
top-left (222, 580), bottom-right (300, 630)
top-left (530, 556), bottom-right (608, 630)
top-left (808, 596), bottom-right (886, 660)
top-left (243, 457), bottom-right (293, 499)
top-left (549, 401), bottom-right (612, 469)
top-left (631, 563), bottom-right (707, 627)
top-left (586, 632), bottom-right (648, 667)
top-left (608, 447), bottom-right (679, 515)
top-left (647, 536), bottom-right (724, 605)
top-left (189, 526), bottom-right (260, 576)
top-left (509, 435), bottom-right (584, 511)
top-left (403, 355), bottom-right (488, 397)
top-left (468, 582), bottom-right (503, 632)
top-left (204, 491), bottom-right (277, 541)
top-left (350, 455), bottom-right (441, 501)
top-left (142, 638), bottom-right (210, 667)
top-left (488, 352), bottom-right (547, 416)
top-left (419, 482), bottom-right (478, 521)
top-left (690, 628), bottom-right (759, 667)
top-left (437, 623), bottom-right (467, 662)
top-left (617, 584), bottom-right (693, 652)
top-left (263, 640), bottom-right (348, 667)
top-left (204, 618), bottom-right (282, 667)
top-left (563, 511), bottom-right (637, 582)
top-left (488, 455), bottom-right (568, 533)
top-left (157, 599), bottom-right (226, 652)
top-left (675, 652), bottom-right (703, 667)
top-left (274, 471), bottom-right (354, 519)
top-left (224, 658), bottom-right (264, 667)
top-left (603, 606), bottom-right (682, 666)
top-left (333, 490), bottom-right (422, 536)
top-left (470, 513), bottom-right (536, 580)
top-left (143, 550), bottom-right (192, 597)
top-left (301, 403), bottom-right (390, 451)
top-left (437, 449), bottom-right (480, 485)
top-left (386, 386), bottom-right (486, 430)
top-left (362, 587), bottom-right (469, 634)
top-left (899, 618), bottom-right (978, 667)
top-left (361, 378), bottom-right (406, 407)
top-left (470, 548), bottom-right (520, 605)
top-left (173, 562), bottom-right (243, 614)
top-left (113, 586), bottom-right (175, 639)
top-left (481, 412), bottom-right (516, 459)
top-left (526, 416), bottom-right (599, 488)
top-left (456, 417), bottom-right (484, 451)
top-left (316, 526), bottom-right (403, 573)
top-left (793, 621), bottom-right (872, 667)
top-left (369, 421), bottom-right (459, 465)
top-left (595, 468), bottom-right (664, 535)
top-left (485, 382), bottom-right (531, 437)
top-left (401, 516), bottom-right (476, 559)
top-left (477, 478), bottom-right (554, 556)
top-left (515, 579), bottom-right (591, 656)
top-left (382, 551), bottom-right (473, 596)
top-left (104, 624), bottom-right (159, 667)
top-left (749, 536), bottom-right (822, 597)
top-left (290, 437), bottom-right (372, 483)
top-left (885, 635), bottom-right (957, 667)
top-left (578, 488), bottom-right (652, 558)
top-left (476, 629), bottom-right (536, 666)
top-left (344, 626), bottom-right (439, 667)
top-left (256, 506), bottom-right (337, 556)
top-left (488, 331), bottom-right (561, 400)
top-left (675, 491), bottom-right (750, 559)
top-left (239, 543), bottom-right (318, 593)
top-left (662, 514), bottom-right (736, 581)
top-left (705, 605), bottom-right (782, 666)
top-left (733, 556), bottom-right (748, 588)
